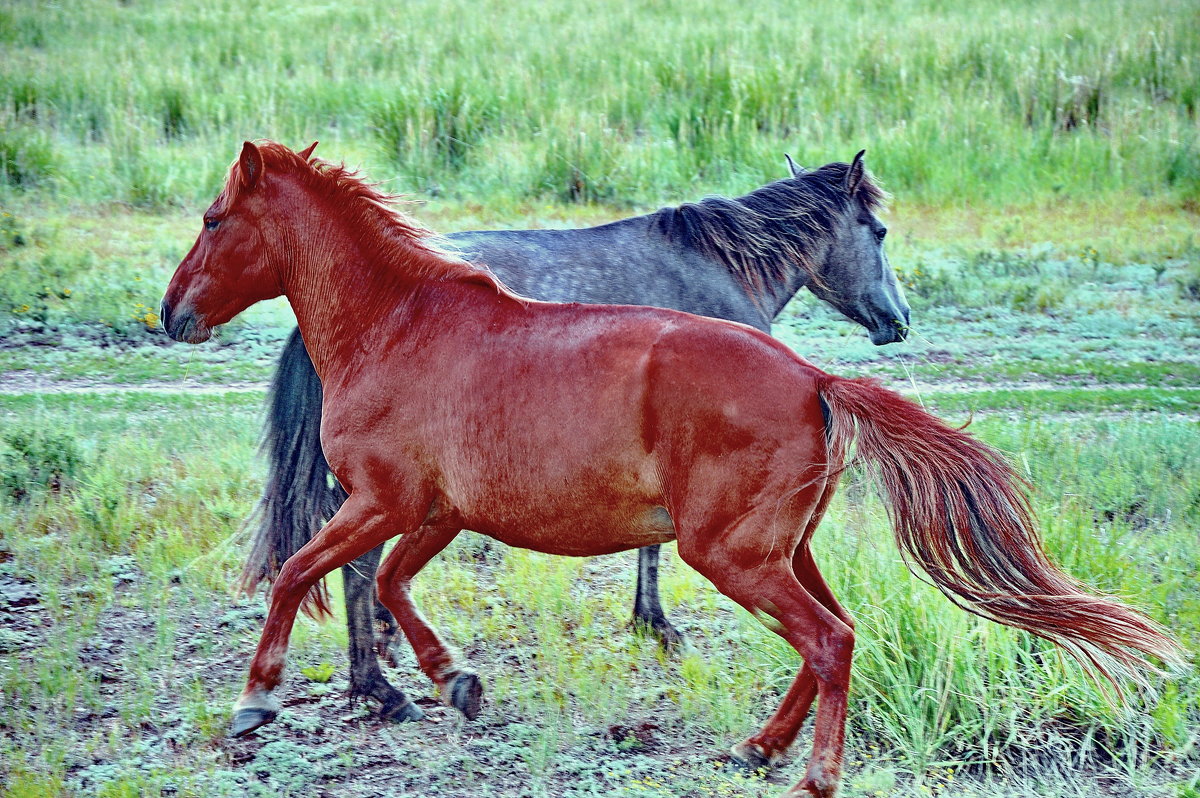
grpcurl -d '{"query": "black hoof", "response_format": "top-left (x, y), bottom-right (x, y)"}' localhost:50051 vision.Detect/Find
top-left (230, 707), bottom-right (277, 738)
top-left (446, 671), bottom-right (483, 720)
top-left (728, 741), bottom-right (775, 773)
top-left (379, 698), bottom-right (425, 723)
top-left (354, 673), bottom-right (424, 723)
top-left (633, 615), bottom-right (685, 653)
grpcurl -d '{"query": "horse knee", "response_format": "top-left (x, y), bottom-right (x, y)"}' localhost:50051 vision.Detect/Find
top-left (273, 558), bottom-right (318, 603)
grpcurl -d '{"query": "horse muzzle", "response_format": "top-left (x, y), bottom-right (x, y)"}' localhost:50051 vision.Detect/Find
top-left (160, 298), bottom-right (213, 344)
top-left (865, 295), bottom-right (911, 345)
top-left (868, 322), bottom-right (907, 345)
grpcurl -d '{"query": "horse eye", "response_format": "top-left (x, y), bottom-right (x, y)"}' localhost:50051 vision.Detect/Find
top-left (875, 226), bottom-right (887, 242)
top-left (204, 218), bottom-right (221, 231)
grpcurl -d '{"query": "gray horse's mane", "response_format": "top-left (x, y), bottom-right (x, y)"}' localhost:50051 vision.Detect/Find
top-left (652, 162), bottom-right (887, 298)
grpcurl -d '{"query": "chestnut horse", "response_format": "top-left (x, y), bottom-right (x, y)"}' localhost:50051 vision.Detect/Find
top-left (162, 141), bottom-right (1179, 798)
top-left (247, 150), bottom-right (908, 721)
top-left (248, 149), bottom-right (907, 720)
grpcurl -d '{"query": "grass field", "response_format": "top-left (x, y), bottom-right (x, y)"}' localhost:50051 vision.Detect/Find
top-left (2, 0), bottom-right (1199, 796)
top-left (1, 0), bottom-right (1199, 209)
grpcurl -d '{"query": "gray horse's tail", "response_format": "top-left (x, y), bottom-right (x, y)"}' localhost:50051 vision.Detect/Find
top-left (242, 328), bottom-right (347, 616)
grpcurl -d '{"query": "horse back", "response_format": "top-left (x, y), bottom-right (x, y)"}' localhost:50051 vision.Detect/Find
top-left (446, 223), bottom-right (772, 331)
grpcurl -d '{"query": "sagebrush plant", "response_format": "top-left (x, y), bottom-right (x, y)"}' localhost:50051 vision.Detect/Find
top-left (1177, 261), bottom-right (1200, 302)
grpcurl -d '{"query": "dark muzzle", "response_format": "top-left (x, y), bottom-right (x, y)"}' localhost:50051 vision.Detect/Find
top-left (160, 298), bottom-right (209, 343)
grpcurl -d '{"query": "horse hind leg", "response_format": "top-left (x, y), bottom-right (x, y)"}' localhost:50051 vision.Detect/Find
top-left (341, 545), bottom-right (424, 722)
top-left (731, 544), bottom-right (855, 776)
top-left (632, 543), bottom-right (685, 651)
top-left (730, 479), bottom-right (849, 772)
top-left (373, 524), bottom-right (483, 719)
top-left (676, 506), bottom-right (853, 798)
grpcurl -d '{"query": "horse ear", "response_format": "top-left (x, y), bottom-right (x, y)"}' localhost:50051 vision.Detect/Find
top-left (298, 140), bottom-right (319, 161)
top-left (784, 153), bottom-right (806, 177)
top-left (844, 149), bottom-right (866, 196)
top-left (240, 141), bottom-right (263, 191)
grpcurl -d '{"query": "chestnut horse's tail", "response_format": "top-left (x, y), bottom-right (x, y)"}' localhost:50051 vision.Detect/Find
top-left (242, 328), bottom-right (346, 617)
top-left (818, 375), bottom-right (1184, 691)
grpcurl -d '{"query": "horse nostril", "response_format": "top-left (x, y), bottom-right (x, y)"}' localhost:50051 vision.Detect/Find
top-left (160, 300), bottom-right (173, 331)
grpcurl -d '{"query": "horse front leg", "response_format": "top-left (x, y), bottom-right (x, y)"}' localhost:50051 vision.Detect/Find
top-left (232, 495), bottom-right (425, 737)
top-left (632, 544), bottom-right (684, 650)
top-left (342, 545), bottom-right (424, 722)
top-left (373, 525), bottom-right (482, 718)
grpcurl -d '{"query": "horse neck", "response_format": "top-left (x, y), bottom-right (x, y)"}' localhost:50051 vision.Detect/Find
top-left (763, 261), bottom-right (814, 320)
top-left (281, 217), bottom-right (427, 385)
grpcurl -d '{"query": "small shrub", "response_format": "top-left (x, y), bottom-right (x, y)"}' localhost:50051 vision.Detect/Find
top-left (1021, 69), bottom-right (1106, 132)
top-left (0, 124), bottom-right (57, 187)
top-left (1166, 136), bottom-right (1200, 211)
top-left (894, 258), bottom-right (966, 307)
top-left (1176, 261), bottom-right (1200, 302)
top-left (536, 128), bottom-right (625, 205)
top-left (158, 83), bottom-right (190, 140)
top-left (300, 662), bottom-right (336, 683)
top-left (1, 429), bottom-right (85, 502)
top-left (969, 248), bottom-right (1047, 278)
top-left (0, 209), bottom-right (27, 249)
top-left (1010, 280), bottom-right (1068, 314)
top-left (372, 82), bottom-right (500, 170)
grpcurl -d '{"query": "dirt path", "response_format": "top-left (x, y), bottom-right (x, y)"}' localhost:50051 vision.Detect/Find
top-left (0, 370), bottom-right (269, 395)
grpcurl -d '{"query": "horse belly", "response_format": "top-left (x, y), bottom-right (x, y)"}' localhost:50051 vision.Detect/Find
top-left (476, 502), bottom-right (676, 557)
top-left (451, 463), bottom-right (681, 556)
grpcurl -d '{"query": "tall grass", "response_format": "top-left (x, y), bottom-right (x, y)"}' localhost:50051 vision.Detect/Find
top-left (1, 0), bottom-right (1197, 209)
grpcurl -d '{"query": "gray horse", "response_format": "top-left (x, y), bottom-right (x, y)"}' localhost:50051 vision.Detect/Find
top-left (246, 150), bottom-right (909, 721)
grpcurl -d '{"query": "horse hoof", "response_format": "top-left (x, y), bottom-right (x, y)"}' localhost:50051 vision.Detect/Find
top-left (445, 670), bottom-right (483, 720)
top-left (230, 707), bottom-right (277, 738)
top-left (795, 776), bottom-right (838, 798)
top-left (654, 623), bottom-right (686, 653)
top-left (729, 741), bottom-right (776, 772)
top-left (633, 615), bottom-right (686, 653)
top-left (380, 698), bottom-right (425, 723)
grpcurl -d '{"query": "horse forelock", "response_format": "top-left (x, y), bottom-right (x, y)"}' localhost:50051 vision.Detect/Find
top-left (654, 161), bottom-right (888, 300)
top-left (219, 140), bottom-right (517, 298)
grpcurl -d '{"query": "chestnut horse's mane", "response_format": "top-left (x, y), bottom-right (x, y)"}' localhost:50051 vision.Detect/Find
top-left (219, 141), bottom-right (516, 296)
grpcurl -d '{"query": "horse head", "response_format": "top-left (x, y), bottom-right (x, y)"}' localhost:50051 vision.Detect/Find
top-left (161, 141), bottom-right (287, 343)
top-left (805, 150), bottom-right (911, 345)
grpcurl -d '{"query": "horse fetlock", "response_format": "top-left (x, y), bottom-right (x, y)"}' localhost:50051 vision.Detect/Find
top-left (351, 669), bottom-right (412, 710)
top-left (795, 754), bottom-right (842, 798)
top-left (794, 771), bottom-right (840, 798)
top-left (441, 669), bottom-right (483, 720)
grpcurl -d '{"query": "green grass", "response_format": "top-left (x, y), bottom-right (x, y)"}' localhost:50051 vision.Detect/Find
top-left (923, 387), bottom-right (1200, 414)
top-left (1, 0), bottom-right (1198, 210)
